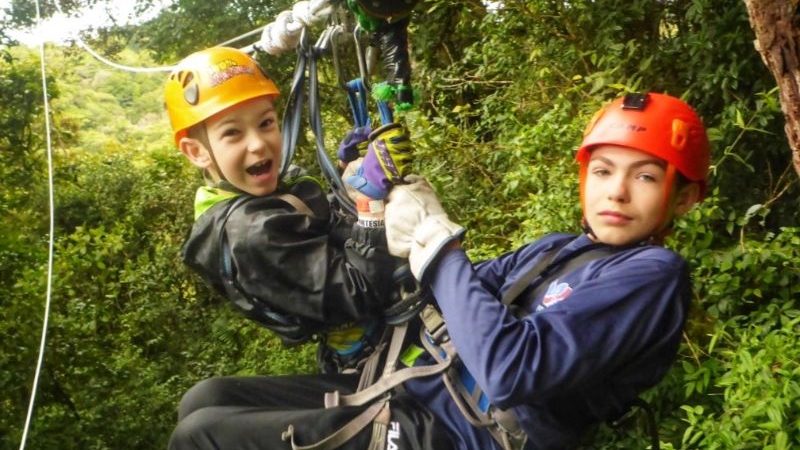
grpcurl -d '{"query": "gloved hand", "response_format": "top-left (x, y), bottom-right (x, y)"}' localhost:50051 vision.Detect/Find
top-left (385, 175), bottom-right (465, 281)
top-left (337, 126), bottom-right (371, 169)
top-left (341, 157), bottom-right (364, 202)
top-left (345, 122), bottom-right (413, 200)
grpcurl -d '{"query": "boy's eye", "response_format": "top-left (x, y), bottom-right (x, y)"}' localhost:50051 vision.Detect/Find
top-left (260, 115), bottom-right (276, 129)
top-left (638, 173), bottom-right (657, 182)
top-left (590, 167), bottom-right (610, 176)
top-left (221, 128), bottom-right (240, 138)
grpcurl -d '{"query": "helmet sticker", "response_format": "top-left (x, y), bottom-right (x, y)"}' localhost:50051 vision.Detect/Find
top-left (208, 59), bottom-right (256, 87)
top-left (671, 119), bottom-right (688, 151)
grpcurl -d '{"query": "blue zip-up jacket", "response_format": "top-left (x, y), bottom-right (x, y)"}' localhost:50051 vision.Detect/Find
top-left (404, 233), bottom-right (690, 449)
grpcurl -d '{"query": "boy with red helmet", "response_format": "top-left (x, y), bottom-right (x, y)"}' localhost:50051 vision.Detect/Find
top-left (380, 92), bottom-right (709, 449)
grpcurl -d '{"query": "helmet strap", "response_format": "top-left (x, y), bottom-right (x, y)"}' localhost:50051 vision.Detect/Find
top-left (578, 161), bottom-right (599, 241)
top-left (655, 164), bottom-right (677, 230)
top-left (195, 125), bottom-right (229, 186)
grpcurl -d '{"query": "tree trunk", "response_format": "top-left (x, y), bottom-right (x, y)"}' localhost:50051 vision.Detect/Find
top-left (744, 0), bottom-right (800, 177)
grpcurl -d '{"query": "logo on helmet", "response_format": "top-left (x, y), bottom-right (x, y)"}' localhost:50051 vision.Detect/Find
top-left (609, 122), bottom-right (647, 133)
top-left (671, 119), bottom-right (688, 151)
top-left (208, 59), bottom-right (255, 87)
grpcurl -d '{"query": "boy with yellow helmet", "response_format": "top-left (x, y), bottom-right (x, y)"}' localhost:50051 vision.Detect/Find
top-left (164, 46), bottom-right (405, 368)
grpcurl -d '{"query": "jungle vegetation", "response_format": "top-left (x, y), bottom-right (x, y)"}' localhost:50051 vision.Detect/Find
top-left (1, 1), bottom-right (799, 448)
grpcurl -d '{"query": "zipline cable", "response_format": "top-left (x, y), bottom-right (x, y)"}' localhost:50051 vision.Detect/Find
top-left (216, 25), bottom-right (266, 48)
top-left (50, 0), bottom-right (335, 74)
top-left (52, 0), bottom-right (174, 72)
top-left (19, 1), bottom-right (57, 448)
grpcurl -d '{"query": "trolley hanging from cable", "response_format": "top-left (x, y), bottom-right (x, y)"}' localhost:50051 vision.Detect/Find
top-left (247, 0), bottom-right (419, 216)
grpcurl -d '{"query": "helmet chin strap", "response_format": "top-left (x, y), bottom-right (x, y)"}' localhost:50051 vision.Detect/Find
top-left (195, 125), bottom-right (233, 189)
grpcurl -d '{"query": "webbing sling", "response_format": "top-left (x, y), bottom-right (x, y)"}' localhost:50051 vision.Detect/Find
top-left (284, 322), bottom-right (457, 450)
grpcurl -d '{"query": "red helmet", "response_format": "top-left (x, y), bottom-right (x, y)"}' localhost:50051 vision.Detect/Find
top-left (576, 92), bottom-right (710, 197)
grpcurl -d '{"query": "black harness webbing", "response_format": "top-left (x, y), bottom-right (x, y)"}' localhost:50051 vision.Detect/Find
top-left (502, 241), bottom-right (619, 311)
top-left (218, 193), bottom-right (321, 344)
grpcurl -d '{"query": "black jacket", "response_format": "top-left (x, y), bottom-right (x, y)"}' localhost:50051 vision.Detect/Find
top-left (181, 178), bottom-right (396, 344)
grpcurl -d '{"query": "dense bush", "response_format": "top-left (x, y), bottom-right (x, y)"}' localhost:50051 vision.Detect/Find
top-left (2, 1), bottom-right (799, 448)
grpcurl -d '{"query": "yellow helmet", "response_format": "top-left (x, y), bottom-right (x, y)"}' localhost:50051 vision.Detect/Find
top-left (164, 46), bottom-right (279, 145)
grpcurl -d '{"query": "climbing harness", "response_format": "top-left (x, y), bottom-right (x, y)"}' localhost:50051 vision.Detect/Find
top-left (283, 239), bottom-right (664, 450)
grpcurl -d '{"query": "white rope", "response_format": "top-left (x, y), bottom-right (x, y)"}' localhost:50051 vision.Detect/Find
top-left (217, 25), bottom-right (267, 48)
top-left (19, 1), bottom-right (57, 448)
top-left (48, 0), bottom-right (336, 73)
top-left (254, 0), bottom-right (335, 55)
top-left (52, 0), bottom-right (175, 73)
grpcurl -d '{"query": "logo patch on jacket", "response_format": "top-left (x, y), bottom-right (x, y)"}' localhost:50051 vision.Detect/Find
top-left (387, 421), bottom-right (400, 450)
top-left (540, 279), bottom-right (573, 308)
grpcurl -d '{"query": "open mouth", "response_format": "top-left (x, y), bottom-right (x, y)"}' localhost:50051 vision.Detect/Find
top-left (246, 159), bottom-right (273, 176)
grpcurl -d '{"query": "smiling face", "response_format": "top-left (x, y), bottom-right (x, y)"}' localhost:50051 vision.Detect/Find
top-left (180, 96), bottom-right (282, 196)
top-left (582, 145), bottom-right (697, 246)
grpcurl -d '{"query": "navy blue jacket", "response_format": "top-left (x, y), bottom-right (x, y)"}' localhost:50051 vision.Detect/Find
top-left (405, 233), bottom-right (690, 449)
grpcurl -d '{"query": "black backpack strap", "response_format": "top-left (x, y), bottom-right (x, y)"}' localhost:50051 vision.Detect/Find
top-left (609, 397), bottom-right (660, 450)
top-left (217, 196), bottom-right (319, 344)
top-left (501, 245), bottom-right (561, 306)
top-left (502, 239), bottom-right (619, 309)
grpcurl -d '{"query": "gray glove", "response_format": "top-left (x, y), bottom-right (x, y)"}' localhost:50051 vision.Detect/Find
top-left (384, 175), bottom-right (465, 280)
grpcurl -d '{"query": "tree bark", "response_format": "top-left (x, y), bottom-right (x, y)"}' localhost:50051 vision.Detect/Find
top-left (744, 0), bottom-right (800, 177)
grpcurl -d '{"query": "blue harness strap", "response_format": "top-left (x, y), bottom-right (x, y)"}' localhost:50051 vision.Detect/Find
top-left (345, 78), bottom-right (371, 129)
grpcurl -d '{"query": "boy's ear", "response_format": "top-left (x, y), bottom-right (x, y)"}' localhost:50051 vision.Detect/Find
top-left (673, 182), bottom-right (701, 217)
top-left (179, 137), bottom-right (213, 170)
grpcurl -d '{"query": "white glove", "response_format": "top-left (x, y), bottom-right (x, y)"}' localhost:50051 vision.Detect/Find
top-left (385, 175), bottom-right (465, 280)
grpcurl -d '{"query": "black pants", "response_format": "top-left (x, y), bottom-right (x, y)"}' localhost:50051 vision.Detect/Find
top-left (168, 374), bottom-right (456, 450)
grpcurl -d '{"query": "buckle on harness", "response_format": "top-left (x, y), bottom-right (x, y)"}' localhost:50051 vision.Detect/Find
top-left (419, 304), bottom-right (448, 343)
top-left (384, 264), bottom-right (428, 325)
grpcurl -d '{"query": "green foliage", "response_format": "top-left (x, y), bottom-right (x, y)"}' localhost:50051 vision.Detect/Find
top-left (3, 0), bottom-right (800, 448)
top-left (0, 46), bottom-right (313, 450)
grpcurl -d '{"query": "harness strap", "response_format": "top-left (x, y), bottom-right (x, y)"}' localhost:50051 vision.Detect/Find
top-left (500, 247), bottom-right (560, 306)
top-left (502, 242), bottom-right (618, 307)
top-left (281, 398), bottom-right (390, 450)
top-left (328, 326), bottom-right (456, 408)
top-left (275, 193), bottom-right (316, 217)
top-left (355, 327), bottom-right (390, 391)
top-left (421, 239), bottom-right (625, 450)
top-left (366, 402), bottom-right (392, 450)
